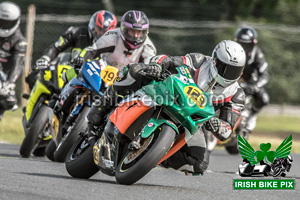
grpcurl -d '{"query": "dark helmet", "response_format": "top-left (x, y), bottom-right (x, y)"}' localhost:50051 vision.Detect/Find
top-left (88, 10), bottom-right (117, 41)
top-left (287, 155), bottom-right (293, 164)
top-left (234, 27), bottom-right (258, 53)
top-left (120, 10), bottom-right (149, 50)
top-left (0, 1), bottom-right (21, 37)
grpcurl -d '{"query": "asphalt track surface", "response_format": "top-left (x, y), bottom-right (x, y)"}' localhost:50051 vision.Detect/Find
top-left (0, 143), bottom-right (299, 200)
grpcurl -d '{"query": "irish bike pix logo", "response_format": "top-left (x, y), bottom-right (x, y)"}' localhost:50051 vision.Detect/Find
top-left (237, 135), bottom-right (293, 178)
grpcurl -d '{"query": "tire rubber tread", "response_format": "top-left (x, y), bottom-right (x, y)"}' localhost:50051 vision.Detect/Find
top-left (19, 105), bottom-right (50, 158)
top-left (115, 125), bottom-right (175, 185)
top-left (54, 106), bottom-right (91, 162)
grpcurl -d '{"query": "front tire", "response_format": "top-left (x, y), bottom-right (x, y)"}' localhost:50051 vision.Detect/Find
top-left (115, 125), bottom-right (175, 185)
top-left (45, 140), bottom-right (56, 161)
top-left (32, 146), bottom-right (46, 157)
top-left (65, 136), bottom-right (99, 179)
top-left (54, 106), bottom-right (91, 162)
top-left (19, 105), bottom-right (50, 158)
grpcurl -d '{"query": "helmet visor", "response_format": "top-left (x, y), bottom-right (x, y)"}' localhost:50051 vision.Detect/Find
top-left (0, 18), bottom-right (18, 29)
top-left (240, 42), bottom-right (254, 53)
top-left (197, 62), bottom-right (218, 92)
top-left (214, 57), bottom-right (244, 81)
top-left (122, 26), bottom-right (148, 45)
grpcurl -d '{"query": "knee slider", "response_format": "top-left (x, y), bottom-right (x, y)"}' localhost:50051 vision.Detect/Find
top-left (194, 160), bottom-right (208, 173)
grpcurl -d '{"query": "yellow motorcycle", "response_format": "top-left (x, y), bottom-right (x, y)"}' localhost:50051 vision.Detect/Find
top-left (20, 53), bottom-right (73, 158)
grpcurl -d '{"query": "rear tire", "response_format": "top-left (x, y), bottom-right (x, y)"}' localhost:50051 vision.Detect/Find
top-left (54, 106), bottom-right (90, 162)
top-left (115, 125), bottom-right (175, 185)
top-left (19, 105), bottom-right (50, 158)
top-left (225, 145), bottom-right (240, 155)
top-left (65, 136), bottom-right (99, 179)
top-left (224, 135), bottom-right (243, 155)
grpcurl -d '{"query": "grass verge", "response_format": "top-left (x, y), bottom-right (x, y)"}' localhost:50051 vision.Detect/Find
top-left (0, 108), bottom-right (24, 144)
top-left (255, 114), bottom-right (300, 133)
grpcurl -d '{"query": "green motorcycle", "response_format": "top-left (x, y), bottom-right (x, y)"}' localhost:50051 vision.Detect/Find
top-left (65, 65), bottom-right (215, 185)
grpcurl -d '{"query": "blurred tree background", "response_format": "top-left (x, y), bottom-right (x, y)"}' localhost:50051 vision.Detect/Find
top-left (15, 0), bottom-right (300, 104)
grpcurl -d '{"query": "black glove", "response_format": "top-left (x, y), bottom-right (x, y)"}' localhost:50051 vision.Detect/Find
top-left (144, 63), bottom-right (162, 79)
top-left (73, 57), bottom-right (84, 68)
top-left (243, 84), bottom-right (259, 95)
top-left (35, 56), bottom-right (50, 70)
top-left (0, 82), bottom-right (15, 96)
top-left (204, 117), bottom-right (220, 133)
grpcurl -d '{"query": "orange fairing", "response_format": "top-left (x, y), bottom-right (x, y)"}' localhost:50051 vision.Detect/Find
top-left (157, 132), bottom-right (186, 164)
top-left (109, 100), bottom-right (151, 134)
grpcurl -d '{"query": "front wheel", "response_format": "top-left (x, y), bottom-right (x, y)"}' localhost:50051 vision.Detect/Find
top-left (54, 106), bottom-right (91, 162)
top-left (19, 105), bottom-right (50, 158)
top-left (45, 140), bottom-right (56, 161)
top-left (115, 125), bottom-right (176, 185)
top-left (65, 136), bottom-right (99, 179)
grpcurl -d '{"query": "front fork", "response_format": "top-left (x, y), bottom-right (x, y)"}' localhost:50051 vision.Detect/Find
top-left (62, 90), bottom-right (90, 132)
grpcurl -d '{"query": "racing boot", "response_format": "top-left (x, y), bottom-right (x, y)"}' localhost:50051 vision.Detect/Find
top-left (86, 86), bottom-right (117, 141)
top-left (86, 122), bottom-right (98, 142)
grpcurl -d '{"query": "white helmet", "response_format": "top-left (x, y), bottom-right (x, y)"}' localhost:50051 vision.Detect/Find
top-left (0, 1), bottom-right (21, 37)
top-left (212, 40), bottom-right (246, 87)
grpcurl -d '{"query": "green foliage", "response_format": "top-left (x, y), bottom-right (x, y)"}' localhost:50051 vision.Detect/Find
top-left (17, 0), bottom-right (104, 15)
top-left (260, 29), bottom-right (300, 104)
top-left (150, 27), bottom-right (216, 55)
top-left (275, 0), bottom-right (300, 25)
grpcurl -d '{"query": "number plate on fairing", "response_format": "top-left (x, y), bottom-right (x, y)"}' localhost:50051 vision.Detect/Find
top-left (184, 86), bottom-right (206, 109)
top-left (100, 66), bottom-right (119, 86)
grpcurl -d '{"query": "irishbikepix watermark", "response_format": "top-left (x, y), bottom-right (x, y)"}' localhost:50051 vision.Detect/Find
top-left (72, 88), bottom-right (234, 108)
top-left (233, 179), bottom-right (295, 190)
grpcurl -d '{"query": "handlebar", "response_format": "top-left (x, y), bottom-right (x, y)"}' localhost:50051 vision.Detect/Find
top-left (138, 69), bottom-right (171, 82)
